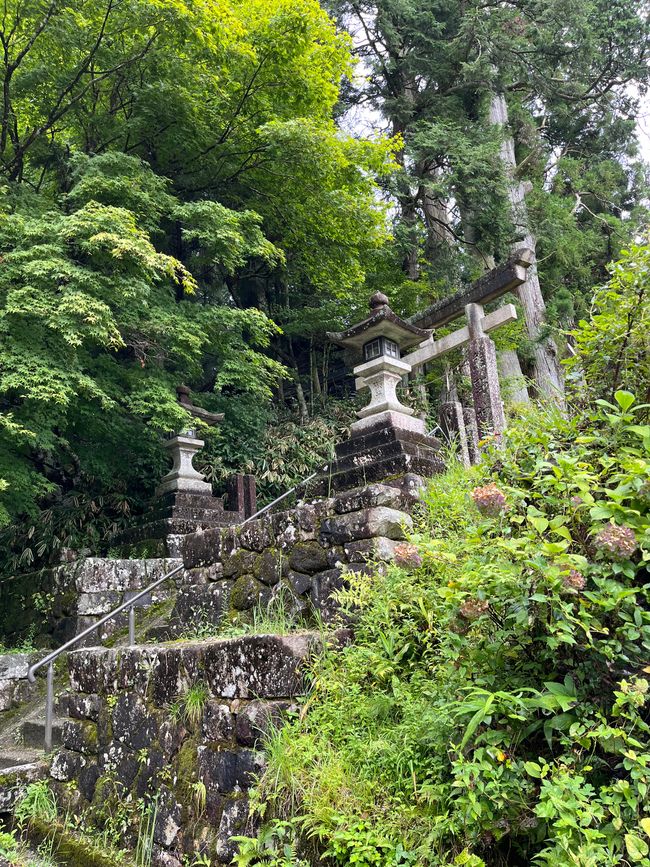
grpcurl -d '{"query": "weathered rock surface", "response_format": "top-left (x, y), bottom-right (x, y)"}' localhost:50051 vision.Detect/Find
top-left (55, 633), bottom-right (320, 862)
top-left (320, 507), bottom-right (412, 544)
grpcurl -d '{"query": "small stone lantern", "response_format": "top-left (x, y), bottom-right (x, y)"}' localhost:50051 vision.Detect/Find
top-left (328, 292), bottom-right (432, 436)
top-left (155, 386), bottom-right (224, 497)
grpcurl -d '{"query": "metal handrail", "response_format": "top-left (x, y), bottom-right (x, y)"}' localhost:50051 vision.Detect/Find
top-left (27, 562), bottom-right (184, 752)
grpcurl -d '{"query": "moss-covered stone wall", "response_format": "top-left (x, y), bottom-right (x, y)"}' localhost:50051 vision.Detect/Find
top-left (50, 633), bottom-right (338, 865)
top-left (172, 479), bottom-right (421, 634)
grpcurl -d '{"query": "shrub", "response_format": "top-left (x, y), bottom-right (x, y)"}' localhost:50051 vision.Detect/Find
top-left (238, 389), bottom-right (650, 866)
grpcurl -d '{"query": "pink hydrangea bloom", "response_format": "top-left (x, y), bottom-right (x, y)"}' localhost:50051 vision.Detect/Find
top-left (471, 483), bottom-right (507, 517)
top-left (393, 543), bottom-right (423, 569)
top-left (562, 569), bottom-right (586, 592)
top-left (594, 524), bottom-right (638, 561)
top-left (459, 598), bottom-right (489, 621)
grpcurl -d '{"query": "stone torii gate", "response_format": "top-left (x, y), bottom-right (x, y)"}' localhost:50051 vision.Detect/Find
top-left (328, 249), bottom-right (533, 480)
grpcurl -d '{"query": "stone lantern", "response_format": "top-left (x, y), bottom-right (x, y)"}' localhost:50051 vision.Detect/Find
top-left (313, 292), bottom-right (445, 494)
top-left (155, 386), bottom-right (224, 496)
top-left (110, 386), bottom-right (255, 556)
top-left (329, 292), bottom-right (431, 436)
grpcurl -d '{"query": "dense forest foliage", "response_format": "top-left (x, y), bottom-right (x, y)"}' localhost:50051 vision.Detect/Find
top-left (0, 0), bottom-right (648, 567)
top-left (0, 2), bottom-right (648, 865)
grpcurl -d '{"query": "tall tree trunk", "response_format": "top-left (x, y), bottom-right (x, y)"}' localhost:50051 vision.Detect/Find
top-left (489, 92), bottom-right (565, 404)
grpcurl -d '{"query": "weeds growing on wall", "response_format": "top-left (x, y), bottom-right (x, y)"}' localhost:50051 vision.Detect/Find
top-left (236, 388), bottom-right (650, 866)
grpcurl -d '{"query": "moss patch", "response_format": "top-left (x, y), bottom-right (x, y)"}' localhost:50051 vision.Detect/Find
top-left (27, 817), bottom-right (127, 867)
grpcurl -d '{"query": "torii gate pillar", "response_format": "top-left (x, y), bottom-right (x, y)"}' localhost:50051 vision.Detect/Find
top-left (465, 302), bottom-right (507, 440)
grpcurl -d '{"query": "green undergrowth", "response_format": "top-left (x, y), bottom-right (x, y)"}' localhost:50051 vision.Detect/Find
top-left (176, 586), bottom-right (323, 644)
top-left (236, 393), bottom-right (650, 866)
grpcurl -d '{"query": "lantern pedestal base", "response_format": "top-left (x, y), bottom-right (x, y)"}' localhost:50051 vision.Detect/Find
top-left (350, 409), bottom-right (425, 437)
top-left (304, 419), bottom-right (444, 497)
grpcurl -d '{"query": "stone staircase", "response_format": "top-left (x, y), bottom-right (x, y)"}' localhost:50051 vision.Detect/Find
top-left (0, 478), bottom-right (420, 863)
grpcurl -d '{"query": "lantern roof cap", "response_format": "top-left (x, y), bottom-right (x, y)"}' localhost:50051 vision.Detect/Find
top-left (327, 293), bottom-right (431, 354)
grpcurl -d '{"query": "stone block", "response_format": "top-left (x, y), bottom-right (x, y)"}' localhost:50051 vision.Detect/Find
top-left (112, 694), bottom-right (157, 751)
top-left (153, 787), bottom-right (182, 848)
top-left (288, 541), bottom-right (329, 574)
top-left (216, 798), bottom-right (257, 862)
top-left (74, 558), bottom-right (182, 593)
top-left (0, 653), bottom-right (32, 680)
top-left (101, 743), bottom-right (140, 790)
top-left (150, 647), bottom-right (183, 706)
top-left (62, 693), bottom-right (101, 722)
top-left (50, 749), bottom-right (87, 782)
top-left (203, 701), bottom-right (234, 743)
top-left (68, 648), bottom-right (116, 694)
top-left (171, 582), bottom-right (230, 631)
top-left (319, 507), bottom-right (412, 544)
top-left (344, 537), bottom-right (399, 564)
top-left (253, 550), bottom-right (283, 586)
top-left (238, 520), bottom-right (273, 552)
top-left (0, 681), bottom-right (16, 712)
top-left (77, 591), bottom-right (121, 616)
top-left (333, 484), bottom-right (403, 514)
top-left (222, 549), bottom-right (256, 579)
top-left (0, 761), bottom-right (48, 813)
top-left (115, 646), bottom-right (161, 694)
top-left (77, 763), bottom-right (101, 802)
top-left (198, 747), bottom-right (261, 794)
top-left (203, 634), bottom-right (315, 699)
top-left (235, 700), bottom-right (288, 748)
top-left (311, 568), bottom-right (348, 621)
top-left (62, 720), bottom-right (100, 755)
top-left (270, 511), bottom-right (303, 548)
top-left (152, 849), bottom-right (183, 867)
top-left (182, 527), bottom-right (225, 569)
top-left (287, 570), bottom-right (312, 597)
top-left (229, 575), bottom-right (264, 612)
top-left (158, 719), bottom-right (186, 761)
top-left (193, 563), bottom-right (224, 583)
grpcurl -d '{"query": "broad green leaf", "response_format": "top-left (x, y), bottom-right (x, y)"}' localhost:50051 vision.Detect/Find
top-left (615, 390), bottom-right (635, 411)
top-left (625, 833), bottom-right (649, 861)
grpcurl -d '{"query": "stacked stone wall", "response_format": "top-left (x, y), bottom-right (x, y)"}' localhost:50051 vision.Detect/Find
top-left (173, 479), bottom-right (421, 633)
top-left (1, 558), bottom-right (183, 650)
top-left (0, 654), bottom-right (38, 715)
top-left (51, 633), bottom-right (335, 865)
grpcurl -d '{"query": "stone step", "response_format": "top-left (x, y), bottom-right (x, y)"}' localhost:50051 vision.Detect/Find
top-left (0, 758), bottom-right (48, 813)
top-left (309, 452), bottom-right (444, 496)
top-left (20, 717), bottom-right (63, 749)
top-left (0, 746), bottom-right (44, 771)
top-left (144, 625), bottom-right (178, 642)
top-left (334, 424), bottom-right (441, 460)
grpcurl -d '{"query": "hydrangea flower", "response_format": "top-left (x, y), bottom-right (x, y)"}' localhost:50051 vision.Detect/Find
top-left (459, 598), bottom-right (489, 621)
top-left (594, 523), bottom-right (638, 561)
top-left (471, 483), bottom-right (507, 517)
top-left (393, 542), bottom-right (423, 569)
top-left (562, 569), bottom-right (585, 592)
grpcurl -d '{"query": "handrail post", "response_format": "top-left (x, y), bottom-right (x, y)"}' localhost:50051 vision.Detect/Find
top-left (128, 605), bottom-right (136, 645)
top-left (45, 662), bottom-right (54, 753)
top-left (26, 561), bottom-right (184, 752)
